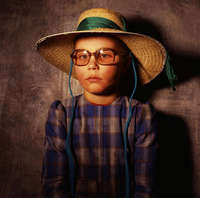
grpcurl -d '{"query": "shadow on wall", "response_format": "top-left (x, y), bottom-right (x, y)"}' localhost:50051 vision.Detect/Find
top-left (156, 112), bottom-right (193, 198)
top-left (125, 18), bottom-right (196, 197)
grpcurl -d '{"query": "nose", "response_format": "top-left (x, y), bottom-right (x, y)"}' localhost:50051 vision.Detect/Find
top-left (87, 55), bottom-right (99, 70)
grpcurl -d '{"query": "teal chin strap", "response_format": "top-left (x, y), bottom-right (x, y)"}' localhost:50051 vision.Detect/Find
top-left (77, 16), bottom-right (126, 31)
top-left (65, 59), bottom-right (76, 197)
top-left (123, 52), bottom-right (138, 198)
top-left (165, 54), bottom-right (177, 90)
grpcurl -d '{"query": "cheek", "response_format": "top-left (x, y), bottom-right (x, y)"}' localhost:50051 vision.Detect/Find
top-left (102, 66), bottom-right (123, 86)
top-left (74, 68), bottom-right (87, 89)
top-left (101, 67), bottom-right (118, 80)
top-left (75, 67), bottom-right (85, 81)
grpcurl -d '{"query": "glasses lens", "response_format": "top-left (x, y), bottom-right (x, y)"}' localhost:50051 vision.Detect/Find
top-left (72, 48), bottom-right (119, 66)
top-left (98, 49), bottom-right (115, 64)
top-left (73, 50), bottom-right (89, 66)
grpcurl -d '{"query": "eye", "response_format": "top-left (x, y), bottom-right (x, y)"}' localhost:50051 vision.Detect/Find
top-left (99, 50), bottom-right (114, 60)
top-left (101, 53), bottom-right (111, 58)
top-left (78, 54), bottom-right (88, 59)
top-left (76, 50), bottom-right (89, 60)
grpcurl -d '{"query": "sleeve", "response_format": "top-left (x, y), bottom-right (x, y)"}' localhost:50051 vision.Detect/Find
top-left (133, 102), bottom-right (158, 198)
top-left (41, 100), bottom-right (71, 198)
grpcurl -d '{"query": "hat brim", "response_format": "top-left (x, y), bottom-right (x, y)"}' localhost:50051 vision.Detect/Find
top-left (36, 29), bottom-right (166, 85)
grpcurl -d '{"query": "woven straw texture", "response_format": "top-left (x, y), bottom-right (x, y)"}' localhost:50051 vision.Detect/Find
top-left (36, 8), bottom-right (166, 84)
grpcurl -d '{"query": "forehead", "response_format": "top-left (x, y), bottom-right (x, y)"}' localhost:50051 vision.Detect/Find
top-left (74, 34), bottom-right (127, 51)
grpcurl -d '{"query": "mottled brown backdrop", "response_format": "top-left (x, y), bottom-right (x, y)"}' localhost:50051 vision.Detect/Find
top-left (0, 0), bottom-right (199, 197)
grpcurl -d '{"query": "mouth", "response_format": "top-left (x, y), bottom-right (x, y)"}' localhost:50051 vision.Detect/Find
top-left (86, 76), bottom-right (102, 82)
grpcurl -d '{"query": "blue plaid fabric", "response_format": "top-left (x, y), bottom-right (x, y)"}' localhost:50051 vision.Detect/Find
top-left (42, 94), bottom-right (158, 198)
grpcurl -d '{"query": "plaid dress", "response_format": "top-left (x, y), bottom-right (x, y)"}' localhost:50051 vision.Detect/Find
top-left (42, 94), bottom-right (157, 198)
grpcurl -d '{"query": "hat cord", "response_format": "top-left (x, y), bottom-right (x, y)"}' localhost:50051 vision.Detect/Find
top-left (123, 52), bottom-right (137, 198)
top-left (66, 54), bottom-right (137, 198)
top-left (65, 59), bottom-right (76, 197)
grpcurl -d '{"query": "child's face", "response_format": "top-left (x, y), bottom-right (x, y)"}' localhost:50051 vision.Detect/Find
top-left (74, 35), bottom-right (129, 96)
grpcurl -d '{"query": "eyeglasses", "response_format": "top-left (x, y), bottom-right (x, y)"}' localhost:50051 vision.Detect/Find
top-left (71, 48), bottom-right (124, 66)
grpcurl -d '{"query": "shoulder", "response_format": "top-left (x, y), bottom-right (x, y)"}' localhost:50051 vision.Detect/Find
top-left (49, 94), bottom-right (82, 109)
top-left (62, 94), bottom-right (82, 107)
top-left (131, 99), bottom-right (157, 136)
top-left (122, 96), bottom-right (156, 119)
top-left (47, 94), bottom-right (83, 118)
top-left (123, 96), bottom-right (154, 111)
top-left (134, 100), bottom-right (155, 119)
top-left (47, 100), bottom-right (66, 123)
top-left (49, 100), bottom-right (65, 110)
top-left (48, 99), bottom-right (68, 114)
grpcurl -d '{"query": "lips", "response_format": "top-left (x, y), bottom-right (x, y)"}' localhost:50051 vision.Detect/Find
top-left (86, 76), bottom-right (102, 82)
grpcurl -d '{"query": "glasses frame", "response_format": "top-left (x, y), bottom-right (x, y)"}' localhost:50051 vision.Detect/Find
top-left (70, 48), bottom-right (126, 66)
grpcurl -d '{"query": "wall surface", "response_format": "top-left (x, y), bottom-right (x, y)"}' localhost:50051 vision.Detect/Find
top-left (0, 0), bottom-right (199, 197)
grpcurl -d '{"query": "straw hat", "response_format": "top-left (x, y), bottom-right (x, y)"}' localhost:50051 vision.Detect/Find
top-left (36, 8), bottom-right (167, 85)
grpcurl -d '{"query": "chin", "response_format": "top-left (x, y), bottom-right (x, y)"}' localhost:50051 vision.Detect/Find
top-left (85, 85), bottom-right (116, 96)
top-left (87, 89), bottom-right (106, 95)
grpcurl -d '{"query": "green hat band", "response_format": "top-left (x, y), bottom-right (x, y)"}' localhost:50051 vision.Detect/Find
top-left (77, 16), bottom-right (126, 31)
